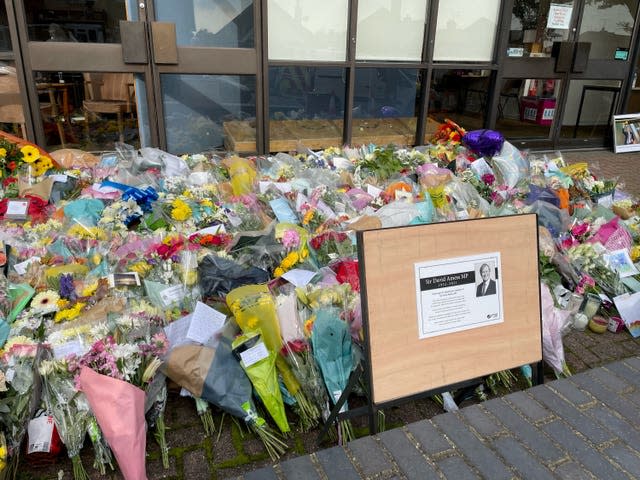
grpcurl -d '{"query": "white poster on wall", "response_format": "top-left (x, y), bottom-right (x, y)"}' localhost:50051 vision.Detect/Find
top-left (547, 4), bottom-right (573, 29)
top-left (415, 252), bottom-right (504, 339)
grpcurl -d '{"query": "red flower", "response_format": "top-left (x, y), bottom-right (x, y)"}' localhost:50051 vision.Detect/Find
top-left (7, 161), bottom-right (17, 171)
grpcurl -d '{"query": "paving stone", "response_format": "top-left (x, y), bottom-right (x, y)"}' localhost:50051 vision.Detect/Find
top-left (431, 413), bottom-right (512, 480)
top-left (490, 436), bottom-right (556, 480)
top-left (604, 444), bottom-right (640, 474)
top-left (315, 447), bottom-right (360, 480)
top-left (347, 435), bottom-right (392, 476)
top-left (243, 465), bottom-right (279, 480)
top-left (584, 404), bottom-right (640, 447)
top-left (541, 420), bottom-right (628, 480)
top-left (436, 456), bottom-right (481, 479)
top-left (605, 361), bottom-right (640, 389)
top-left (484, 398), bottom-right (565, 464)
top-left (280, 455), bottom-right (321, 480)
top-left (529, 386), bottom-right (614, 444)
top-left (623, 357), bottom-right (640, 371)
top-left (547, 378), bottom-right (593, 406)
top-left (183, 449), bottom-right (211, 478)
top-left (146, 455), bottom-right (178, 479)
top-left (505, 390), bottom-right (553, 423)
top-left (460, 404), bottom-right (504, 437)
top-left (586, 367), bottom-right (632, 393)
top-left (407, 420), bottom-right (452, 456)
top-left (552, 461), bottom-right (596, 480)
top-left (570, 373), bottom-right (640, 424)
top-left (379, 428), bottom-right (438, 479)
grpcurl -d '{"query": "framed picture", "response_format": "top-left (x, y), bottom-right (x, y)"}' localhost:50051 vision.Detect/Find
top-left (612, 113), bottom-right (640, 153)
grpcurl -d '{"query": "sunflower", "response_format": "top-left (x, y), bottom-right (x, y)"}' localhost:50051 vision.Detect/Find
top-left (20, 145), bottom-right (40, 164)
top-left (30, 290), bottom-right (61, 313)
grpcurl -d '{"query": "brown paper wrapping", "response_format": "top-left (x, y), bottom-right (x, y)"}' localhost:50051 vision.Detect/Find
top-left (50, 149), bottom-right (100, 169)
top-left (348, 216), bottom-right (382, 231)
top-left (162, 345), bottom-right (215, 398)
top-left (19, 177), bottom-right (54, 202)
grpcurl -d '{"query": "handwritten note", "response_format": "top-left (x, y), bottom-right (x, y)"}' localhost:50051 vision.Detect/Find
top-left (186, 302), bottom-right (226, 344)
top-left (281, 268), bottom-right (317, 287)
top-left (240, 342), bottom-right (269, 367)
top-left (164, 314), bottom-right (192, 348)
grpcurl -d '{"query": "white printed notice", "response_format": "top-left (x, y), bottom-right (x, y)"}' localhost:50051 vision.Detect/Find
top-left (415, 252), bottom-right (504, 339)
top-left (187, 301), bottom-right (226, 344)
top-left (547, 4), bottom-right (572, 29)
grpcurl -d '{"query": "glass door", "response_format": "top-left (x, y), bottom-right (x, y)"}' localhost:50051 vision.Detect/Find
top-left (499, 0), bottom-right (639, 150)
top-left (12, 0), bottom-right (261, 154)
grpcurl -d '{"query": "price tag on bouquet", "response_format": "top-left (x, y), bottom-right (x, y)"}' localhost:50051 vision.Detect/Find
top-left (27, 415), bottom-right (55, 453)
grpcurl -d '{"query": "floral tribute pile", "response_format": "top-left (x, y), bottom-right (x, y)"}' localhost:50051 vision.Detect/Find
top-left (0, 121), bottom-right (639, 478)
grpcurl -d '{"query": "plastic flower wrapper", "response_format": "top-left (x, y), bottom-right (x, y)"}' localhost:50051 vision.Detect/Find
top-left (231, 331), bottom-right (290, 434)
top-left (198, 253), bottom-right (269, 300)
top-left (39, 355), bottom-right (112, 479)
top-left (490, 141), bottom-right (529, 188)
top-left (540, 283), bottom-right (572, 377)
top-left (226, 284), bottom-right (319, 427)
top-left (308, 230), bottom-right (354, 267)
top-left (222, 155), bottom-right (257, 196)
top-left (310, 306), bottom-right (355, 443)
top-left (0, 337), bottom-right (40, 477)
top-left (162, 325), bottom-right (288, 460)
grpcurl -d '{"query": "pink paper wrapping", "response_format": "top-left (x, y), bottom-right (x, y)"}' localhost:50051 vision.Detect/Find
top-left (78, 367), bottom-right (148, 480)
top-left (540, 283), bottom-right (571, 374)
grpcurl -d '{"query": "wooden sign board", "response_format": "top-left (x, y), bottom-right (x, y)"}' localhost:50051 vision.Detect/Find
top-left (357, 214), bottom-right (542, 405)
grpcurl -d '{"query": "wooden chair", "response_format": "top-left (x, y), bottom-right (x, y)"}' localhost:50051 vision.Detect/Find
top-left (83, 72), bottom-right (136, 143)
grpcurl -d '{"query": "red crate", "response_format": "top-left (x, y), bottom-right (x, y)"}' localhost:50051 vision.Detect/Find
top-left (520, 96), bottom-right (556, 126)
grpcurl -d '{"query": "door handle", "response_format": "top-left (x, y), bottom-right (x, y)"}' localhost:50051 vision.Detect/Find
top-left (151, 22), bottom-right (178, 64)
top-left (120, 20), bottom-right (148, 64)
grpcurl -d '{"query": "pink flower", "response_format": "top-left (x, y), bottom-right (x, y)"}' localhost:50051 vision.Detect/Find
top-left (282, 229), bottom-right (300, 250)
top-left (481, 173), bottom-right (496, 186)
top-left (570, 222), bottom-right (590, 238)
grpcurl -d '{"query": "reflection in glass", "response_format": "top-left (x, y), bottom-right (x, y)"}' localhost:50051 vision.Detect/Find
top-left (162, 74), bottom-right (256, 154)
top-left (356, 0), bottom-right (427, 61)
top-left (578, 0), bottom-right (637, 61)
top-left (0, 2), bottom-right (11, 51)
top-left (0, 62), bottom-right (25, 138)
top-left (429, 69), bottom-right (491, 131)
top-left (508, 0), bottom-right (572, 58)
top-left (560, 79), bottom-right (621, 139)
top-left (32, 70), bottom-right (142, 151)
top-left (24, 0), bottom-right (127, 43)
top-left (156, 0), bottom-right (253, 47)
top-left (268, 0), bottom-right (348, 61)
top-left (433, 0), bottom-right (500, 61)
top-left (495, 78), bottom-right (559, 140)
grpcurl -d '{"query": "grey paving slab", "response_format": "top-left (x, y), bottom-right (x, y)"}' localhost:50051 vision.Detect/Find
top-left (552, 461), bottom-right (596, 480)
top-left (603, 444), bottom-right (640, 475)
top-left (541, 420), bottom-right (628, 480)
top-left (407, 420), bottom-right (452, 456)
top-left (529, 386), bottom-right (615, 445)
top-left (315, 447), bottom-right (360, 480)
top-left (460, 404), bottom-right (504, 437)
top-left (379, 428), bottom-right (438, 479)
top-left (347, 435), bottom-right (393, 477)
top-left (243, 466), bottom-right (279, 480)
top-left (569, 372), bottom-right (640, 423)
top-left (605, 361), bottom-right (640, 389)
top-left (584, 404), bottom-right (640, 447)
top-left (585, 366), bottom-right (632, 393)
top-left (431, 413), bottom-right (513, 480)
top-left (484, 398), bottom-right (566, 464)
top-left (280, 455), bottom-right (322, 480)
top-left (504, 390), bottom-right (554, 423)
top-left (436, 456), bottom-right (481, 480)
top-left (623, 357), bottom-right (640, 371)
top-left (546, 378), bottom-right (594, 406)
top-left (490, 436), bottom-right (556, 480)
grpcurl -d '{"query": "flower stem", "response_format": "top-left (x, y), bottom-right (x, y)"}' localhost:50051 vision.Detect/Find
top-left (71, 455), bottom-right (90, 480)
top-left (154, 413), bottom-right (169, 470)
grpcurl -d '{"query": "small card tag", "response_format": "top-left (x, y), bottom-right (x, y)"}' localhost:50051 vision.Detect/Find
top-left (5, 200), bottom-right (29, 219)
top-left (159, 284), bottom-right (186, 307)
top-left (53, 340), bottom-right (85, 359)
top-left (28, 415), bottom-right (55, 454)
top-left (240, 342), bottom-right (269, 367)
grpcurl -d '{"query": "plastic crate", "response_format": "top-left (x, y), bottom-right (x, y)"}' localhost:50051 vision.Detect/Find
top-left (520, 96), bottom-right (556, 126)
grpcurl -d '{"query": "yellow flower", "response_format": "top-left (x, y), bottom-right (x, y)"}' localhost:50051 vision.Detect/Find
top-left (303, 316), bottom-right (316, 337)
top-left (171, 199), bottom-right (192, 221)
top-left (274, 267), bottom-right (284, 277)
top-left (81, 281), bottom-right (98, 297)
top-left (631, 245), bottom-right (640, 262)
top-left (0, 148), bottom-right (6, 157)
top-left (201, 199), bottom-right (213, 207)
top-left (302, 210), bottom-right (315, 225)
top-left (20, 145), bottom-right (40, 163)
top-left (54, 302), bottom-right (85, 323)
top-left (130, 261), bottom-right (152, 277)
top-left (300, 247), bottom-right (309, 259)
top-left (246, 316), bottom-right (259, 330)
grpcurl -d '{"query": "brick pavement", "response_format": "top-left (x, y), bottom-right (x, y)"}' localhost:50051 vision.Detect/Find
top-left (19, 148), bottom-right (640, 479)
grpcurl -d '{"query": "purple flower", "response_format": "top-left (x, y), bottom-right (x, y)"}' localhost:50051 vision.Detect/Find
top-left (59, 273), bottom-right (77, 301)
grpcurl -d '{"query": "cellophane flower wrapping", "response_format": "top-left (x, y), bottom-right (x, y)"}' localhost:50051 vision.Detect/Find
top-left (540, 283), bottom-right (571, 376)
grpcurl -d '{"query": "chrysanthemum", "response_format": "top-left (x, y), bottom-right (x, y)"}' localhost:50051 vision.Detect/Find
top-left (20, 145), bottom-right (40, 163)
top-left (31, 290), bottom-right (61, 313)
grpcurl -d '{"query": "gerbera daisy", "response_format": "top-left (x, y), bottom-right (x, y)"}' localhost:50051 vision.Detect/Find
top-left (20, 145), bottom-right (40, 164)
top-left (31, 290), bottom-right (61, 313)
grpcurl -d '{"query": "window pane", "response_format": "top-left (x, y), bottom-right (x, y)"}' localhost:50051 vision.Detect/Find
top-left (579, 1), bottom-right (637, 61)
top-left (268, 66), bottom-right (345, 151)
top-left (433, 0), bottom-right (500, 62)
top-left (268, 0), bottom-right (348, 61)
top-left (508, 0), bottom-right (572, 58)
top-left (156, 0), bottom-right (254, 47)
top-left (0, 2), bottom-right (11, 51)
top-left (560, 80), bottom-right (621, 139)
top-left (162, 74), bottom-right (256, 154)
top-left (24, 0), bottom-right (128, 43)
top-left (356, 0), bottom-right (427, 61)
top-left (495, 78), bottom-right (559, 140)
top-left (429, 69), bottom-right (491, 131)
top-left (353, 67), bottom-right (420, 146)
